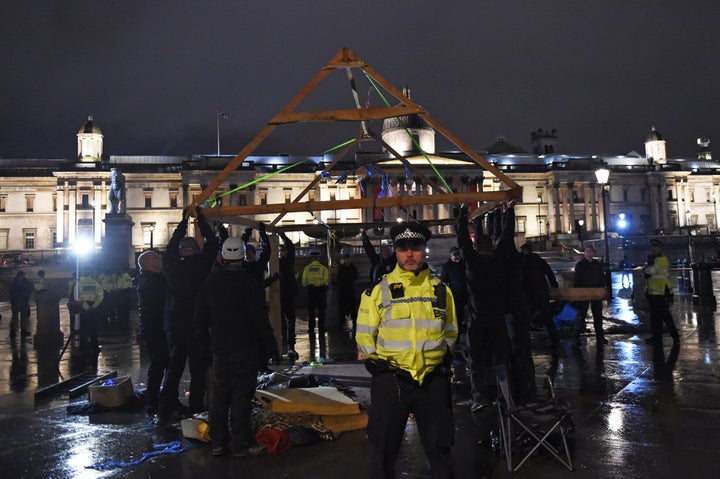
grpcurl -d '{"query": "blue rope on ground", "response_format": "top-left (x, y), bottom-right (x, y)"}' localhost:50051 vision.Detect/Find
top-left (86, 440), bottom-right (192, 470)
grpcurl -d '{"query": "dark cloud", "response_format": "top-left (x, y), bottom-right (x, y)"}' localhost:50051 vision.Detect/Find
top-left (1, 1), bottom-right (718, 159)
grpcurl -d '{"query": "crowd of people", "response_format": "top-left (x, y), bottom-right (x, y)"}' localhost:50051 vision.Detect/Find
top-left (3, 199), bottom-right (682, 474)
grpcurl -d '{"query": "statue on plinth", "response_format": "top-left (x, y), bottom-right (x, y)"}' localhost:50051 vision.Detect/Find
top-left (108, 168), bottom-right (126, 214)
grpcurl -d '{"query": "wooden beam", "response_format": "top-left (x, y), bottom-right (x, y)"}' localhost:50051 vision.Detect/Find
top-left (202, 189), bottom-right (520, 218)
top-left (270, 106), bottom-right (423, 124)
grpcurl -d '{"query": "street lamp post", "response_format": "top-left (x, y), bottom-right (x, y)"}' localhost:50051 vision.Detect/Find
top-left (149, 224), bottom-right (155, 250)
top-left (595, 162), bottom-right (613, 298)
top-left (536, 196), bottom-right (542, 236)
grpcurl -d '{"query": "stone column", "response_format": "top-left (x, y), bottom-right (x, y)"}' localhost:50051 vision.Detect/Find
top-left (56, 184), bottom-right (65, 244)
top-left (68, 186), bottom-right (77, 244)
top-left (94, 184), bottom-right (103, 244)
top-left (648, 178), bottom-right (659, 231)
top-left (566, 182), bottom-right (576, 232)
top-left (551, 183), bottom-right (561, 234)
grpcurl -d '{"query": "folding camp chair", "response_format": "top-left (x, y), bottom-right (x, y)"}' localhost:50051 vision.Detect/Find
top-left (495, 364), bottom-right (574, 472)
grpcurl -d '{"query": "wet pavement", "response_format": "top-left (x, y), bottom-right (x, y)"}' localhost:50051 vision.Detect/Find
top-left (0, 271), bottom-right (719, 478)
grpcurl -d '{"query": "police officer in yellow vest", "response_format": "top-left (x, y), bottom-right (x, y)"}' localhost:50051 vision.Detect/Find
top-left (643, 239), bottom-right (679, 346)
top-left (70, 273), bottom-right (104, 367)
top-left (301, 254), bottom-right (329, 336)
top-left (356, 221), bottom-right (458, 479)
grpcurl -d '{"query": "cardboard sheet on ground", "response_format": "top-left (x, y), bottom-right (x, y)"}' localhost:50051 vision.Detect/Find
top-left (256, 386), bottom-right (361, 416)
top-left (321, 412), bottom-right (368, 433)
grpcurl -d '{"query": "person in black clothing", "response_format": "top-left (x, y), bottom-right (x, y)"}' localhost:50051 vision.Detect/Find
top-left (241, 224), bottom-right (271, 285)
top-left (361, 228), bottom-right (397, 282)
top-left (9, 271), bottom-right (34, 340)
top-left (441, 246), bottom-right (470, 383)
top-left (158, 208), bottom-right (219, 422)
top-left (458, 208), bottom-right (512, 411)
top-left (572, 245), bottom-right (607, 347)
top-left (136, 250), bottom-right (168, 417)
top-left (278, 232), bottom-right (298, 358)
top-left (335, 254), bottom-right (359, 336)
top-left (195, 236), bottom-right (279, 458)
top-left (520, 243), bottom-right (560, 354)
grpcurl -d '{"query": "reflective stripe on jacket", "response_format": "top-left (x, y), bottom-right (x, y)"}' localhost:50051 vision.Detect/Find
top-left (302, 261), bottom-right (328, 287)
top-left (645, 254), bottom-right (672, 296)
top-left (356, 264), bottom-right (458, 385)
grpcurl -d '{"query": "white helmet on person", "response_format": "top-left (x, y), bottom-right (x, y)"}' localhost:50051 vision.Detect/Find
top-left (222, 237), bottom-right (245, 261)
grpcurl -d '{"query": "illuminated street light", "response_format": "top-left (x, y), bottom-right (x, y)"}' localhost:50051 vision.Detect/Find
top-left (149, 224), bottom-right (155, 250)
top-left (595, 161), bottom-right (612, 298)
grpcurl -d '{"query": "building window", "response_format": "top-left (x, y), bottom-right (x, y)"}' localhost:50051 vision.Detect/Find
top-left (26, 195), bottom-right (35, 212)
top-left (516, 216), bottom-right (526, 234)
top-left (285, 192), bottom-right (291, 204)
top-left (640, 189), bottom-right (646, 202)
top-left (238, 193), bottom-right (247, 206)
top-left (0, 229), bottom-right (8, 249)
top-left (24, 230), bottom-right (36, 249)
top-left (170, 190), bottom-right (178, 208)
top-left (623, 189), bottom-right (629, 202)
top-left (52, 194), bottom-right (57, 212)
top-left (51, 229), bottom-right (57, 246)
top-left (0, 195), bottom-right (6, 212)
top-left (144, 192), bottom-right (152, 208)
top-left (260, 191), bottom-right (267, 205)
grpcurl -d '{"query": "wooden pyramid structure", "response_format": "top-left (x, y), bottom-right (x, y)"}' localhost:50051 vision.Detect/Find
top-left (192, 47), bottom-right (521, 227)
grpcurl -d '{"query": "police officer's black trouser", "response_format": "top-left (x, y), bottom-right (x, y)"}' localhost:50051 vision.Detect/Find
top-left (306, 285), bottom-right (327, 333)
top-left (647, 294), bottom-right (679, 342)
top-left (367, 371), bottom-right (454, 479)
top-left (209, 355), bottom-right (257, 449)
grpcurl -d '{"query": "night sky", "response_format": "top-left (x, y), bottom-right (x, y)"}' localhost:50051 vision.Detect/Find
top-left (1, 1), bottom-right (718, 160)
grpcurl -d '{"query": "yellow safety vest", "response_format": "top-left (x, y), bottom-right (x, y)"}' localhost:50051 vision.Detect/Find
top-left (644, 254), bottom-right (672, 296)
top-left (356, 264), bottom-right (458, 385)
top-left (73, 276), bottom-right (104, 310)
top-left (302, 261), bottom-right (329, 287)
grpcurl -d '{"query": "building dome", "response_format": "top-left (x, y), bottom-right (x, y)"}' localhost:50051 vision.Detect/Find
top-left (646, 126), bottom-right (663, 142)
top-left (78, 115), bottom-right (102, 135)
top-left (380, 86), bottom-right (435, 155)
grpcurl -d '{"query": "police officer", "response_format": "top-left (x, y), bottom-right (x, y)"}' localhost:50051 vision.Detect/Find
top-left (301, 254), bottom-right (329, 336)
top-left (643, 239), bottom-right (679, 346)
top-left (70, 271), bottom-right (104, 368)
top-left (356, 222), bottom-right (458, 479)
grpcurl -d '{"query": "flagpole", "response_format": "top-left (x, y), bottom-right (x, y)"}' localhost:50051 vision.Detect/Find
top-left (216, 105), bottom-right (221, 156)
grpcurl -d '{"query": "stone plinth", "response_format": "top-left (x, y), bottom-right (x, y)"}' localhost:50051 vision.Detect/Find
top-left (33, 278), bottom-right (67, 349)
top-left (102, 214), bottom-right (135, 271)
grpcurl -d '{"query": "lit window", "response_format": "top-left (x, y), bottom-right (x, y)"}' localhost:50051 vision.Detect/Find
top-left (26, 195), bottom-right (35, 212)
top-left (24, 230), bottom-right (36, 249)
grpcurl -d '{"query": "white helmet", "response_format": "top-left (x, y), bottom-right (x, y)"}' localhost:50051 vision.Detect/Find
top-left (222, 237), bottom-right (245, 261)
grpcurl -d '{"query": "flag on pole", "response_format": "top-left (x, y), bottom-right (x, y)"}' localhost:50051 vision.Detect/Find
top-left (217, 106), bottom-right (228, 120)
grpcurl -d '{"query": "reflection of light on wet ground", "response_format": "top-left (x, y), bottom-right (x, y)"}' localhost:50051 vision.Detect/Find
top-left (65, 436), bottom-right (109, 479)
top-left (609, 272), bottom-right (639, 325)
top-left (607, 406), bottom-right (624, 434)
top-left (616, 340), bottom-right (641, 367)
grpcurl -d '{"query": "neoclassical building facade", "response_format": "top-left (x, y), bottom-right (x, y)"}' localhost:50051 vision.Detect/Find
top-left (0, 116), bottom-right (717, 259)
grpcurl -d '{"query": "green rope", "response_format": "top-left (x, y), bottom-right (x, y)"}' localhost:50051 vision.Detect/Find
top-left (323, 137), bottom-right (357, 154)
top-left (206, 160), bottom-right (307, 207)
top-left (362, 70), bottom-right (453, 194)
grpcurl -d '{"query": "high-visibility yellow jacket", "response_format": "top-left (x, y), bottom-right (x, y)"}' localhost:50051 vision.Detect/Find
top-left (356, 264), bottom-right (457, 385)
top-left (644, 254), bottom-right (672, 296)
top-left (302, 260), bottom-right (329, 287)
top-left (73, 276), bottom-right (104, 310)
